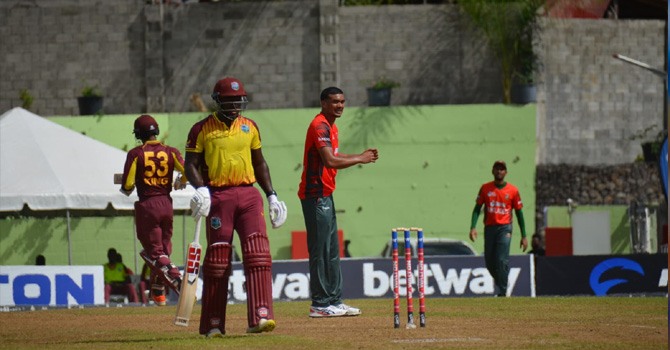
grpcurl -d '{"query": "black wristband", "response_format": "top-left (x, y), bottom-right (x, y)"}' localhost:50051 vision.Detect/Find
top-left (267, 190), bottom-right (277, 197)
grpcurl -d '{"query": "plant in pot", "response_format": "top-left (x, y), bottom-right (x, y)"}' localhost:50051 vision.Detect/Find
top-left (78, 80), bottom-right (103, 115)
top-left (631, 125), bottom-right (667, 162)
top-left (366, 77), bottom-right (400, 107)
top-left (510, 43), bottom-right (538, 104)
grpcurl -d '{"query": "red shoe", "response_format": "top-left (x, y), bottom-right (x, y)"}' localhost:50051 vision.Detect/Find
top-left (151, 284), bottom-right (167, 306)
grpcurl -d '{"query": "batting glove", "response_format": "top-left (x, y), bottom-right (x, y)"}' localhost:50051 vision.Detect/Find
top-left (190, 187), bottom-right (211, 220)
top-left (267, 194), bottom-right (287, 229)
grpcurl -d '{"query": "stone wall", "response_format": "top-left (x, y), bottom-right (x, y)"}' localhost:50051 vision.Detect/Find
top-left (0, 0), bottom-right (147, 116)
top-left (536, 19), bottom-right (666, 166)
top-left (0, 1), bottom-right (665, 166)
top-left (534, 162), bottom-right (666, 232)
top-left (0, 0), bottom-right (502, 115)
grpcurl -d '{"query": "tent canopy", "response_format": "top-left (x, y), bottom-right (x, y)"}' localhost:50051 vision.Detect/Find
top-left (0, 107), bottom-right (194, 211)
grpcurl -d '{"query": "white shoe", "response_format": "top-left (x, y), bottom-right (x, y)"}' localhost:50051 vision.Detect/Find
top-left (205, 328), bottom-right (224, 339)
top-left (309, 305), bottom-right (346, 318)
top-left (332, 303), bottom-right (361, 316)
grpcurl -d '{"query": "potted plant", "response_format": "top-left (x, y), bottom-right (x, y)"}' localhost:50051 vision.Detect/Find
top-left (631, 125), bottom-right (667, 162)
top-left (78, 80), bottom-right (103, 115)
top-left (510, 43), bottom-right (538, 104)
top-left (366, 77), bottom-right (400, 106)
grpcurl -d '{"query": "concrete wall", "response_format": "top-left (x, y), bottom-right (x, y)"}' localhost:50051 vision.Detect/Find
top-left (536, 19), bottom-right (666, 165)
top-left (0, 0), bottom-right (147, 116)
top-left (0, 0), bottom-right (503, 117)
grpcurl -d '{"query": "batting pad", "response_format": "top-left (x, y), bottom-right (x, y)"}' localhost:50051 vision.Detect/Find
top-left (242, 233), bottom-right (274, 327)
top-left (199, 243), bottom-right (232, 335)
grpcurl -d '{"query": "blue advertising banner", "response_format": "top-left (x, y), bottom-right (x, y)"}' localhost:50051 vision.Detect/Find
top-left (535, 254), bottom-right (668, 296)
top-left (660, 136), bottom-right (667, 199)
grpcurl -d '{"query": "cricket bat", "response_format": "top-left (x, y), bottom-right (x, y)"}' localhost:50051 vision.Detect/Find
top-left (174, 217), bottom-right (202, 327)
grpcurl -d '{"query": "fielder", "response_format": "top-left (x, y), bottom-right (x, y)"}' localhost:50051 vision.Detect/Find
top-left (469, 160), bottom-right (527, 297)
top-left (120, 115), bottom-right (189, 305)
top-left (184, 77), bottom-right (287, 338)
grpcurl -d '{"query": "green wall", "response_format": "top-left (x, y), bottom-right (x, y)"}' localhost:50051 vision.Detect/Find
top-left (1, 104), bottom-right (536, 265)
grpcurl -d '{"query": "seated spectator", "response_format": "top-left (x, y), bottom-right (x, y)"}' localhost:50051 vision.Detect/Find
top-left (35, 254), bottom-right (46, 265)
top-left (528, 233), bottom-right (546, 256)
top-left (104, 248), bottom-right (139, 304)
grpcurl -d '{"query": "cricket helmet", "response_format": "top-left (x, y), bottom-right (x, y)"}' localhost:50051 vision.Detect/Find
top-left (211, 77), bottom-right (248, 120)
top-left (133, 114), bottom-right (159, 139)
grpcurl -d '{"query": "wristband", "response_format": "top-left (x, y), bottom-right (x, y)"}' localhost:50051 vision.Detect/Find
top-left (267, 190), bottom-right (277, 198)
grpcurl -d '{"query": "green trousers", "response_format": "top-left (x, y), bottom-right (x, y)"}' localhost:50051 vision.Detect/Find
top-left (484, 224), bottom-right (512, 296)
top-left (300, 196), bottom-right (342, 307)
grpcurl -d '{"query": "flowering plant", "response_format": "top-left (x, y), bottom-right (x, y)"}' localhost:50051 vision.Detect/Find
top-left (368, 76), bottom-right (400, 90)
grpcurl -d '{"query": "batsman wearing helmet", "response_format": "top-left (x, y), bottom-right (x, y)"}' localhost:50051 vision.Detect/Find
top-left (120, 114), bottom-right (189, 306)
top-left (184, 77), bottom-right (287, 338)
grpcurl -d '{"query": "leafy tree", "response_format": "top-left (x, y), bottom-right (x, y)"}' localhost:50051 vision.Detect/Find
top-left (458, 0), bottom-right (543, 104)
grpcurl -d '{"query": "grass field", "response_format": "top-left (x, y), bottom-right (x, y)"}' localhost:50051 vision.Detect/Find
top-left (0, 297), bottom-right (667, 349)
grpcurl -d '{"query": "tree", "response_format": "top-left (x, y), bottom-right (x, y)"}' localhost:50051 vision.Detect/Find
top-left (458, 0), bottom-right (543, 104)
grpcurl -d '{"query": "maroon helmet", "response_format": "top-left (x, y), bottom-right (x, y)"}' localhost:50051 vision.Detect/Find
top-left (133, 114), bottom-right (159, 139)
top-left (211, 77), bottom-right (248, 120)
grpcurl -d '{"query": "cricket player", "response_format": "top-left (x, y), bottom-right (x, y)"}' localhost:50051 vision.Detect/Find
top-left (469, 160), bottom-right (527, 297)
top-left (120, 114), bottom-right (188, 306)
top-left (298, 87), bottom-right (378, 317)
top-left (184, 77), bottom-right (287, 338)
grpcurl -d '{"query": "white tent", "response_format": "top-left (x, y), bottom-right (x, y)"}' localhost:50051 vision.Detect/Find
top-left (0, 107), bottom-right (194, 265)
top-left (0, 107), bottom-right (194, 210)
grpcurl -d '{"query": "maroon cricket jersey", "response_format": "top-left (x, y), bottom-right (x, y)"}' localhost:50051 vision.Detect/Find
top-left (121, 140), bottom-right (186, 201)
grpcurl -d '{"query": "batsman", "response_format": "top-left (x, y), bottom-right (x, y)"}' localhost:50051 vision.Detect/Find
top-left (184, 77), bottom-right (287, 338)
top-left (119, 115), bottom-right (189, 306)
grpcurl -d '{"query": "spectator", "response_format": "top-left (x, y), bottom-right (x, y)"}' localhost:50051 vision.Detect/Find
top-left (528, 233), bottom-right (546, 256)
top-left (35, 255), bottom-right (45, 265)
top-left (103, 248), bottom-right (139, 304)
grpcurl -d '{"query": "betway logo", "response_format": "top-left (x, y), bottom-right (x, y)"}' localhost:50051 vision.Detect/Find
top-left (363, 263), bottom-right (521, 297)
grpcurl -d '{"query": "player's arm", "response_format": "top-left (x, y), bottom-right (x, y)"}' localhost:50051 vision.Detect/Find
top-left (515, 208), bottom-right (528, 251)
top-left (120, 154), bottom-right (138, 196)
top-left (252, 148), bottom-right (287, 228)
top-left (251, 148), bottom-right (276, 197)
top-left (172, 150), bottom-right (188, 190)
top-left (317, 146), bottom-right (379, 169)
top-left (469, 203), bottom-right (482, 242)
top-left (184, 151), bottom-right (205, 189)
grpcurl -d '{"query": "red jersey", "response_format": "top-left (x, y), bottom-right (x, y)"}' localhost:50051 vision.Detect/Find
top-left (298, 113), bottom-right (338, 199)
top-left (475, 181), bottom-right (523, 226)
top-left (121, 140), bottom-right (185, 201)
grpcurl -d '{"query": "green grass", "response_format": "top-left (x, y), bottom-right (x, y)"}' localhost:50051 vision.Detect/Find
top-left (0, 297), bottom-right (666, 349)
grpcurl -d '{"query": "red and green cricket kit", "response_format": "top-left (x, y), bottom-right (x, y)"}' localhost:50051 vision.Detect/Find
top-left (475, 181), bottom-right (523, 226)
top-left (298, 113), bottom-right (338, 199)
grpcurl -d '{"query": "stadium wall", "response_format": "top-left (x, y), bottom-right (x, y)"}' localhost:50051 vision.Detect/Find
top-left (0, 104), bottom-right (536, 266)
top-left (0, 1), bottom-right (664, 167)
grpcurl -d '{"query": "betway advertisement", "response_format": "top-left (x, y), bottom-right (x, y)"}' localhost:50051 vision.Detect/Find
top-left (224, 255), bottom-right (535, 302)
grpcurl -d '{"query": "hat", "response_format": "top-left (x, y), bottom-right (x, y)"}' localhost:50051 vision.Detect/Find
top-left (492, 160), bottom-right (507, 170)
